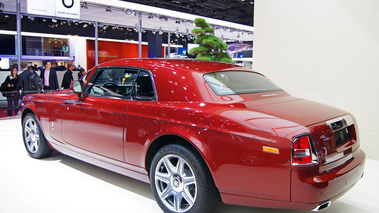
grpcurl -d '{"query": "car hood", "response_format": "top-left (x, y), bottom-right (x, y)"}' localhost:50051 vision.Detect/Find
top-left (244, 96), bottom-right (349, 127)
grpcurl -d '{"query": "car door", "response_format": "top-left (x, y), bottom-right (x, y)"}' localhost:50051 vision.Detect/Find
top-left (123, 70), bottom-right (161, 165)
top-left (61, 67), bottom-right (139, 161)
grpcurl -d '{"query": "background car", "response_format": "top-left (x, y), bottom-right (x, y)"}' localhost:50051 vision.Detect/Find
top-left (21, 59), bottom-right (365, 213)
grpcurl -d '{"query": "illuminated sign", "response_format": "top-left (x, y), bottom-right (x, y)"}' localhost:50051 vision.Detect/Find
top-left (55, 0), bottom-right (80, 19)
top-left (27, 0), bottom-right (80, 19)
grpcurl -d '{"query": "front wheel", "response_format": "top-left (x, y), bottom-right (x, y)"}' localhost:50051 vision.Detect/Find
top-left (150, 144), bottom-right (217, 213)
top-left (22, 113), bottom-right (53, 159)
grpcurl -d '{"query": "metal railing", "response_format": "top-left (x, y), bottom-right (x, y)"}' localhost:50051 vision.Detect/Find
top-left (25, 48), bottom-right (69, 57)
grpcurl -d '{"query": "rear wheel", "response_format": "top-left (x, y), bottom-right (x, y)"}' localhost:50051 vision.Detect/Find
top-left (22, 113), bottom-right (53, 159)
top-left (150, 144), bottom-right (217, 213)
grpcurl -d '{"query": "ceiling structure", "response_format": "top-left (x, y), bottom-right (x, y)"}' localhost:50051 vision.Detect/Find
top-left (0, 0), bottom-right (254, 41)
top-left (120, 0), bottom-right (254, 27)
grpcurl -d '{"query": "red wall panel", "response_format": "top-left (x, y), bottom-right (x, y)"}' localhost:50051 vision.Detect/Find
top-left (86, 40), bottom-right (164, 70)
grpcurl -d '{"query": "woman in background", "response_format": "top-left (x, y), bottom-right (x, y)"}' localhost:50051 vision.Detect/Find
top-left (1, 67), bottom-right (20, 116)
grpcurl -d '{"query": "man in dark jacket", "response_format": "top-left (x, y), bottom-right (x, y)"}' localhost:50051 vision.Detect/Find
top-left (61, 65), bottom-right (74, 89)
top-left (17, 66), bottom-right (35, 98)
top-left (40, 61), bottom-right (59, 90)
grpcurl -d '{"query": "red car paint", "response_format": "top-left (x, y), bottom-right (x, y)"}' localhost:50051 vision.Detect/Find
top-left (21, 59), bottom-right (365, 210)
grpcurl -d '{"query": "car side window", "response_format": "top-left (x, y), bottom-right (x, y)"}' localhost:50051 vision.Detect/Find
top-left (131, 70), bottom-right (156, 100)
top-left (87, 68), bottom-right (138, 98)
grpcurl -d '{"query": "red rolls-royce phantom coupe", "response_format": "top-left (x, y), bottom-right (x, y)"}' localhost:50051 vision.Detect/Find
top-left (21, 59), bottom-right (365, 213)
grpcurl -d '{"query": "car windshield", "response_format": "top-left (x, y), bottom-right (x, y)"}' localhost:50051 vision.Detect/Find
top-left (203, 71), bottom-right (282, 96)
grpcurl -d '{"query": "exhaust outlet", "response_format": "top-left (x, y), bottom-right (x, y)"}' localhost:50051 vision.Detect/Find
top-left (311, 200), bottom-right (331, 212)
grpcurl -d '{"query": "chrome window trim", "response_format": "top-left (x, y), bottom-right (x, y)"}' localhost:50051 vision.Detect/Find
top-left (84, 66), bottom-right (158, 101)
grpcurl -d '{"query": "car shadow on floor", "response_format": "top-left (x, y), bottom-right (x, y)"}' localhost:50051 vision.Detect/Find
top-left (43, 151), bottom-right (370, 213)
top-left (45, 151), bottom-right (155, 200)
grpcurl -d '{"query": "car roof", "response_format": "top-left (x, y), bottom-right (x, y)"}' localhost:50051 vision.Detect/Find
top-left (96, 58), bottom-right (255, 102)
top-left (97, 58), bottom-right (245, 73)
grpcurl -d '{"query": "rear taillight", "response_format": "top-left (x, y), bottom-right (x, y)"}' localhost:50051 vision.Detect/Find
top-left (291, 135), bottom-right (318, 166)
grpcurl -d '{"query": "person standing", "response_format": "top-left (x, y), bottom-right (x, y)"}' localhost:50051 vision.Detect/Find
top-left (78, 68), bottom-right (86, 79)
top-left (1, 67), bottom-right (20, 116)
top-left (20, 62), bottom-right (28, 71)
top-left (61, 64), bottom-right (74, 89)
top-left (17, 66), bottom-right (35, 98)
top-left (40, 61), bottom-right (59, 91)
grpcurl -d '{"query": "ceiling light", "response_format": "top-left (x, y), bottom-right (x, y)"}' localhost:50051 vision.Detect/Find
top-left (105, 6), bottom-right (112, 12)
top-left (52, 18), bottom-right (57, 23)
top-left (81, 2), bottom-right (88, 9)
top-left (159, 17), bottom-right (168, 21)
top-left (83, 23), bottom-right (88, 28)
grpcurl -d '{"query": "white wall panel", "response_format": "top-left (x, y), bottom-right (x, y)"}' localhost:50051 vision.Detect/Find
top-left (70, 37), bottom-right (87, 71)
top-left (254, 0), bottom-right (379, 160)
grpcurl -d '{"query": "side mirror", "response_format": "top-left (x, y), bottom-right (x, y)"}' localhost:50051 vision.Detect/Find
top-left (73, 80), bottom-right (83, 93)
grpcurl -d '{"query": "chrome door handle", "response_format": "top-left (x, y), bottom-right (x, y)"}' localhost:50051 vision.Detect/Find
top-left (62, 99), bottom-right (82, 105)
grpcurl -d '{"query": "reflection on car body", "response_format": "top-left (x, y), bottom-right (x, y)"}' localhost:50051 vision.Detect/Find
top-left (21, 59), bottom-right (365, 213)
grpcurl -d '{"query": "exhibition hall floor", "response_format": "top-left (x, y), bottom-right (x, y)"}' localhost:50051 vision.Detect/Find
top-left (0, 118), bottom-right (378, 213)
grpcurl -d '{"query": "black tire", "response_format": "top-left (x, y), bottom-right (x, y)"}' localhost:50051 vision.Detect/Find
top-left (22, 113), bottom-right (53, 159)
top-left (150, 144), bottom-right (217, 213)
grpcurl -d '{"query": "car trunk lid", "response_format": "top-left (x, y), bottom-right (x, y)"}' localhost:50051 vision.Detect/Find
top-left (244, 95), bottom-right (348, 127)
top-left (241, 93), bottom-right (358, 165)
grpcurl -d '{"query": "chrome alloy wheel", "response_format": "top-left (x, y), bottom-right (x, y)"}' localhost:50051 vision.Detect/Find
top-left (24, 117), bottom-right (40, 154)
top-left (154, 154), bottom-right (197, 212)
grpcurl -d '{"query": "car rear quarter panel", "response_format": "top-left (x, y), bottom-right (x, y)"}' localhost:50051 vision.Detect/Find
top-left (126, 100), bottom-right (310, 202)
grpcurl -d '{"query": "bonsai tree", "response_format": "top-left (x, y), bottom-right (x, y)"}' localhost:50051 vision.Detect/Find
top-left (189, 18), bottom-right (233, 63)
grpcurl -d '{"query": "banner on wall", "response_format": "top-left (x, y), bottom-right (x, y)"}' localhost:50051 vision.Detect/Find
top-left (55, 0), bottom-right (80, 19)
top-left (27, 0), bottom-right (55, 16)
top-left (27, 0), bottom-right (80, 19)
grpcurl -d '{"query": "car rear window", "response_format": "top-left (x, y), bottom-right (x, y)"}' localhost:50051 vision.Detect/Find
top-left (203, 71), bottom-right (282, 96)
